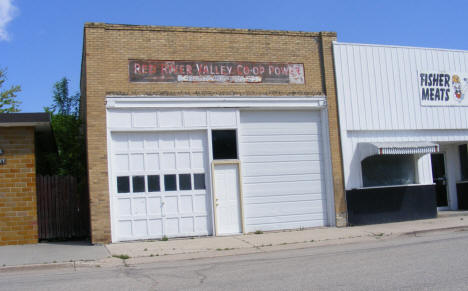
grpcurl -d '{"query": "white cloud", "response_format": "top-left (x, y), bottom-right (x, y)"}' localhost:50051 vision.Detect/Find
top-left (0, 0), bottom-right (18, 41)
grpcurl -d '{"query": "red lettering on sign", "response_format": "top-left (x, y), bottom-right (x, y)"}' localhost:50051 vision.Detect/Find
top-left (195, 64), bottom-right (202, 75)
top-left (129, 60), bottom-right (304, 84)
top-left (237, 65), bottom-right (243, 75)
top-left (268, 65), bottom-right (274, 75)
top-left (252, 66), bottom-right (259, 75)
top-left (259, 66), bottom-right (265, 75)
top-left (168, 64), bottom-right (176, 74)
top-left (160, 64), bottom-right (167, 75)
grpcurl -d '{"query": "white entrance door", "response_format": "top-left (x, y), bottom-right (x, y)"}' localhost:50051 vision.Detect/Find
top-left (213, 163), bottom-right (242, 235)
top-left (240, 110), bottom-right (327, 232)
top-left (110, 131), bottom-right (212, 241)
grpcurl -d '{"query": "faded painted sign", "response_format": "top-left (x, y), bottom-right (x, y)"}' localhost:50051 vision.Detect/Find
top-left (129, 60), bottom-right (305, 84)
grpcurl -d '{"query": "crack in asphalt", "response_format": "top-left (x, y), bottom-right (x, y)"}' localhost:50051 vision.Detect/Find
top-left (193, 264), bottom-right (214, 286)
top-left (118, 266), bottom-right (160, 290)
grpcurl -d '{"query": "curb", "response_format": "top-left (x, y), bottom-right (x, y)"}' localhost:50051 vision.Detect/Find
top-left (400, 225), bottom-right (468, 236)
top-left (0, 262), bottom-right (75, 273)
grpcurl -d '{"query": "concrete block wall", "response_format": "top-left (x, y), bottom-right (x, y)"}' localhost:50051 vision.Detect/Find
top-left (81, 23), bottom-right (346, 243)
top-left (0, 127), bottom-right (38, 245)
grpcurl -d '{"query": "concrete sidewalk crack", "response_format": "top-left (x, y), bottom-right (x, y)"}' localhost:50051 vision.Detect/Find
top-left (231, 236), bottom-right (256, 248)
top-left (231, 236), bottom-right (270, 252)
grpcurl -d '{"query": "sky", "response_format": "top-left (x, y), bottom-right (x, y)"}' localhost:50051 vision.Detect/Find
top-left (1, 0), bottom-right (468, 112)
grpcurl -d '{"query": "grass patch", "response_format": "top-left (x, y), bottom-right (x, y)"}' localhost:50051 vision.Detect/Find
top-left (254, 230), bottom-right (263, 235)
top-left (113, 254), bottom-right (130, 260)
top-left (161, 236), bottom-right (168, 241)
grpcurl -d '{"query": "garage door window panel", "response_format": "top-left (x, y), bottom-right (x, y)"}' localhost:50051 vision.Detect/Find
top-left (179, 174), bottom-right (192, 190)
top-left (194, 173), bottom-right (206, 190)
top-left (117, 176), bottom-right (130, 193)
top-left (132, 176), bottom-right (145, 193)
top-left (164, 174), bottom-right (177, 191)
top-left (147, 175), bottom-right (161, 192)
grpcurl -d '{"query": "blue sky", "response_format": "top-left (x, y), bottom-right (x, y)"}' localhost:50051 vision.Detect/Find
top-left (1, 0), bottom-right (468, 112)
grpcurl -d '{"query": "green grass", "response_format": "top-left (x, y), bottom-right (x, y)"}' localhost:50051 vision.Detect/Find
top-left (113, 254), bottom-right (130, 260)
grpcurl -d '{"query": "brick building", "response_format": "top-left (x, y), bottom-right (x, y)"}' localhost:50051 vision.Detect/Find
top-left (0, 113), bottom-right (52, 245)
top-left (81, 23), bottom-right (346, 244)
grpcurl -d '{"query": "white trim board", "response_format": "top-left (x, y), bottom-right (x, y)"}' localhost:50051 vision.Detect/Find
top-left (106, 96), bottom-right (327, 109)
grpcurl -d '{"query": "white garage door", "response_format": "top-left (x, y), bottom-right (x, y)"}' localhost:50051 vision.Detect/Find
top-left (111, 131), bottom-right (211, 241)
top-left (240, 110), bottom-right (327, 232)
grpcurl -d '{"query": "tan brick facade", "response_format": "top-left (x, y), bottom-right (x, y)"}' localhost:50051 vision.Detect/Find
top-left (0, 127), bottom-right (38, 245)
top-left (82, 23), bottom-right (346, 243)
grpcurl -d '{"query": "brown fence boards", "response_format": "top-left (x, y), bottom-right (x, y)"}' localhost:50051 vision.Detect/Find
top-left (36, 175), bottom-right (90, 240)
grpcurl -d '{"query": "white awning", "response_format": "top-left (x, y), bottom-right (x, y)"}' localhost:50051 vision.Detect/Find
top-left (358, 141), bottom-right (439, 160)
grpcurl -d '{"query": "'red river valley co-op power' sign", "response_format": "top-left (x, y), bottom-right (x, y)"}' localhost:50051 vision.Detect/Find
top-left (419, 71), bottom-right (468, 106)
top-left (129, 60), bottom-right (305, 84)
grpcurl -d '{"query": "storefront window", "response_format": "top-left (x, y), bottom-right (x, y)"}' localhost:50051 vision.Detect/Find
top-left (361, 155), bottom-right (416, 187)
top-left (459, 144), bottom-right (468, 181)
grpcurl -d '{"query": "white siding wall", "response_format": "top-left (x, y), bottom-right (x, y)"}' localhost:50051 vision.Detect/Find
top-left (334, 43), bottom-right (468, 131)
top-left (334, 42), bottom-right (468, 189)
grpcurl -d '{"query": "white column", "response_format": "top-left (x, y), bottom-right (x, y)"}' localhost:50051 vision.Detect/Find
top-left (445, 144), bottom-right (460, 209)
top-left (417, 154), bottom-right (433, 185)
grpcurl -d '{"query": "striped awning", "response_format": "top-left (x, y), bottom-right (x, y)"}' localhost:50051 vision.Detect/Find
top-left (360, 142), bottom-right (439, 155)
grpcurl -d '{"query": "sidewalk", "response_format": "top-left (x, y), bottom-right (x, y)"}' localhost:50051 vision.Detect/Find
top-left (1, 212), bottom-right (468, 271)
top-left (105, 213), bottom-right (468, 266)
top-left (0, 240), bottom-right (109, 268)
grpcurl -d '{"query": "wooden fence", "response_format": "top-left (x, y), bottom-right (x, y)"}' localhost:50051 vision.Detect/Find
top-left (36, 175), bottom-right (90, 240)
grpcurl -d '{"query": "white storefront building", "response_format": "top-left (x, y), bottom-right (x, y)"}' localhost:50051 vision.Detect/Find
top-left (333, 42), bottom-right (468, 225)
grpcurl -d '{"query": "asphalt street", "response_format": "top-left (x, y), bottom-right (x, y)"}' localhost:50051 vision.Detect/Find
top-left (1, 229), bottom-right (468, 290)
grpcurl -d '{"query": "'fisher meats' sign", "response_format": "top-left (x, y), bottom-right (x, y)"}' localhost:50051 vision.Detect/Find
top-left (419, 71), bottom-right (468, 106)
top-left (129, 60), bottom-right (305, 84)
